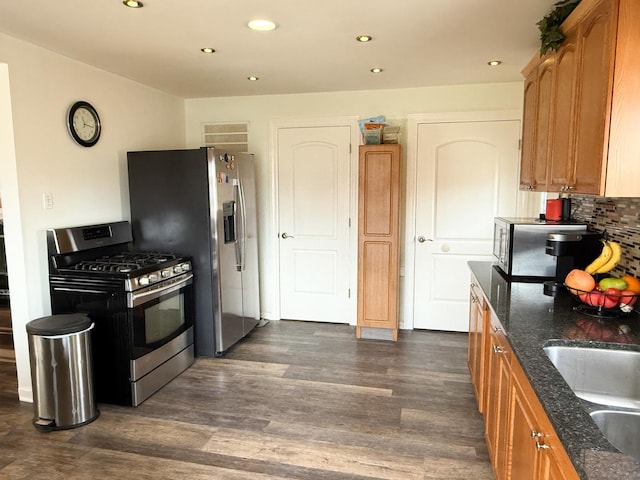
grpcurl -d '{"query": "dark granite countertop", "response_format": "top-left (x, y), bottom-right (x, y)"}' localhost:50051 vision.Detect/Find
top-left (469, 261), bottom-right (640, 480)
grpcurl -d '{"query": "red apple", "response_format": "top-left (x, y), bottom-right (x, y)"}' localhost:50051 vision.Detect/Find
top-left (584, 289), bottom-right (605, 307)
top-left (620, 289), bottom-right (638, 307)
top-left (603, 288), bottom-right (621, 309)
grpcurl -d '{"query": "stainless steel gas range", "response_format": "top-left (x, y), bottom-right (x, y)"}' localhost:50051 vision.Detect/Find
top-left (47, 221), bottom-right (194, 406)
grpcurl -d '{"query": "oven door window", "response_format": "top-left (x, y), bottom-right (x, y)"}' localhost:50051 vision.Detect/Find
top-left (145, 290), bottom-right (184, 343)
top-left (131, 281), bottom-right (193, 358)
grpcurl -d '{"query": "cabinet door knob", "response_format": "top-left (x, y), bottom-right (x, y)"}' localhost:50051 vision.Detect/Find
top-left (492, 344), bottom-right (505, 354)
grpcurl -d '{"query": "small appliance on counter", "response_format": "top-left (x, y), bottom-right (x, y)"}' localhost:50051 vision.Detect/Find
top-left (493, 217), bottom-right (590, 280)
top-left (545, 198), bottom-right (572, 221)
top-left (543, 231), bottom-right (602, 295)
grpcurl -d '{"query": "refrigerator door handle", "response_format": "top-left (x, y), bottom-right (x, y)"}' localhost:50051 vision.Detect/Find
top-left (233, 181), bottom-right (245, 272)
top-left (237, 179), bottom-right (247, 272)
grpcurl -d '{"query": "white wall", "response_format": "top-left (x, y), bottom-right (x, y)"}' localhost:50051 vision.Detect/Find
top-left (0, 33), bottom-right (186, 402)
top-left (184, 83), bottom-right (524, 325)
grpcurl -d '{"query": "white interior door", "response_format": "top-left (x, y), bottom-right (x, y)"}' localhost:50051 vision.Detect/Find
top-left (278, 126), bottom-right (352, 322)
top-left (413, 120), bottom-right (520, 331)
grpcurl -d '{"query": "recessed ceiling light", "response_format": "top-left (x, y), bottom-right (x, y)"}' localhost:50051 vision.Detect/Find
top-left (488, 60), bottom-right (502, 66)
top-left (201, 47), bottom-right (215, 54)
top-left (370, 67), bottom-right (383, 74)
top-left (356, 35), bottom-right (372, 42)
top-left (248, 76), bottom-right (259, 81)
top-left (248, 19), bottom-right (277, 31)
top-left (122, 0), bottom-right (143, 8)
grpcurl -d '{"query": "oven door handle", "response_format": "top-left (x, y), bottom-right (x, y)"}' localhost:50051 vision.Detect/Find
top-left (53, 287), bottom-right (112, 295)
top-left (128, 274), bottom-right (193, 308)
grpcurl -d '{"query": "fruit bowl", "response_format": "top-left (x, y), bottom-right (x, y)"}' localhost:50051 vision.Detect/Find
top-left (565, 284), bottom-right (639, 317)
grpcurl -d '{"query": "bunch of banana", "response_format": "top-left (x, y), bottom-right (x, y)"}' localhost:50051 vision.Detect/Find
top-left (585, 240), bottom-right (622, 274)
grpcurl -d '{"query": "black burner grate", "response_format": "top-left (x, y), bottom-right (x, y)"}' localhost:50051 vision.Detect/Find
top-left (71, 252), bottom-right (178, 274)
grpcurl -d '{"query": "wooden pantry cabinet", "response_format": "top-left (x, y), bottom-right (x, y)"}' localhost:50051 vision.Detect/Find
top-left (356, 144), bottom-right (401, 341)
top-left (519, 0), bottom-right (640, 196)
top-left (468, 280), bottom-right (579, 480)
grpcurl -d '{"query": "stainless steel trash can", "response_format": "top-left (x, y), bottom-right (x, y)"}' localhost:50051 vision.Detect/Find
top-left (26, 314), bottom-right (99, 431)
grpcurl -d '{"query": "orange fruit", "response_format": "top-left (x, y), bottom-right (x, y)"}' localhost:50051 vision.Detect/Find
top-left (565, 269), bottom-right (596, 294)
top-left (622, 275), bottom-right (640, 294)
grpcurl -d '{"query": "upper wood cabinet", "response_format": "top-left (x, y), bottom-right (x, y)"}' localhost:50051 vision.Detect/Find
top-left (520, 0), bottom-right (640, 196)
top-left (569, 0), bottom-right (616, 194)
top-left (520, 56), bottom-right (554, 191)
top-left (547, 31), bottom-right (578, 192)
top-left (356, 144), bottom-right (401, 341)
top-left (520, 67), bottom-right (538, 191)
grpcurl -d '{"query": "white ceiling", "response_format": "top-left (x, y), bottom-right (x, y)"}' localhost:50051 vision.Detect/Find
top-left (0, 0), bottom-right (555, 99)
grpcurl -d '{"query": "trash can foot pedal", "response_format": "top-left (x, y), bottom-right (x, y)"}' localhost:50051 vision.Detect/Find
top-left (33, 418), bottom-right (55, 432)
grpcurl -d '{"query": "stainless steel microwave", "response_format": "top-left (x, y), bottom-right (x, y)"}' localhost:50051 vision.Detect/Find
top-left (493, 217), bottom-right (588, 279)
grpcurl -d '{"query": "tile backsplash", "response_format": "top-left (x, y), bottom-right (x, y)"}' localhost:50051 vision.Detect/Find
top-left (570, 194), bottom-right (640, 278)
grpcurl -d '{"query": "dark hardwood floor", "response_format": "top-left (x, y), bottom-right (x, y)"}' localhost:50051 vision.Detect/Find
top-left (0, 320), bottom-right (493, 479)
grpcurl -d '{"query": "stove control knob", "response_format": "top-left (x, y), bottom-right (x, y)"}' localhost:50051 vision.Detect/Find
top-left (139, 276), bottom-right (150, 286)
top-left (173, 265), bottom-right (183, 274)
top-left (161, 268), bottom-right (171, 278)
top-left (181, 262), bottom-right (191, 271)
top-left (148, 273), bottom-right (159, 283)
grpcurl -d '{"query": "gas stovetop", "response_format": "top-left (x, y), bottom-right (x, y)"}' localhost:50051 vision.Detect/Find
top-left (70, 252), bottom-right (179, 273)
top-left (47, 221), bottom-right (191, 291)
top-left (59, 253), bottom-right (192, 292)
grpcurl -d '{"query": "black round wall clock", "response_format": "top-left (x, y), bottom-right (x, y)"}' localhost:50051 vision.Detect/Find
top-left (67, 101), bottom-right (101, 147)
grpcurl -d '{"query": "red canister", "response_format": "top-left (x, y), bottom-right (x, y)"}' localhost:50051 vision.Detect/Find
top-left (546, 199), bottom-right (562, 221)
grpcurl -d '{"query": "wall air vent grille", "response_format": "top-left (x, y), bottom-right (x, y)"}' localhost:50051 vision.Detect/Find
top-left (202, 122), bottom-right (248, 154)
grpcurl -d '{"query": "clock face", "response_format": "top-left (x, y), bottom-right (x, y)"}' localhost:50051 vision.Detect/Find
top-left (67, 101), bottom-right (101, 147)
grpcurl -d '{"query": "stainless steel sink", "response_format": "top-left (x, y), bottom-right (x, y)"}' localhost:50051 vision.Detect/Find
top-left (542, 345), bottom-right (640, 410)
top-left (590, 410), bottom-right (640, 461)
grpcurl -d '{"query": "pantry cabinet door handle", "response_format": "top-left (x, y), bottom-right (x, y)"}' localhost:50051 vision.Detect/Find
top-left (492, 344), bottom-right (505, 354)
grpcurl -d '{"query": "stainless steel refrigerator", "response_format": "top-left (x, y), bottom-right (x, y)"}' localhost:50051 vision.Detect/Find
top-left (127, 147), bottom-right (260, 356)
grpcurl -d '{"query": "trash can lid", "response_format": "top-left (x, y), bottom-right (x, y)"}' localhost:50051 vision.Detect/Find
top-left (26, 314), bottom-right (92, 336)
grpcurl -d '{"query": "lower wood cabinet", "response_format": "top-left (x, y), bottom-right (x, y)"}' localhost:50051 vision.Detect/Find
top-left (510, 360), bottom-right (579, 480)
top-left (468, 280), bottom-right (579, 480)
top-left (485, 312), bottom-right (512, 480)
top-left (468, 276), bottom-right (487, 412)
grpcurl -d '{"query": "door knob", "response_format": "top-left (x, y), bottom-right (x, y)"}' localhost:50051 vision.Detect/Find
top-left (417, 236), bottom-right (432, 243)
top-left (281, 232), bottom-right (295, 239)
